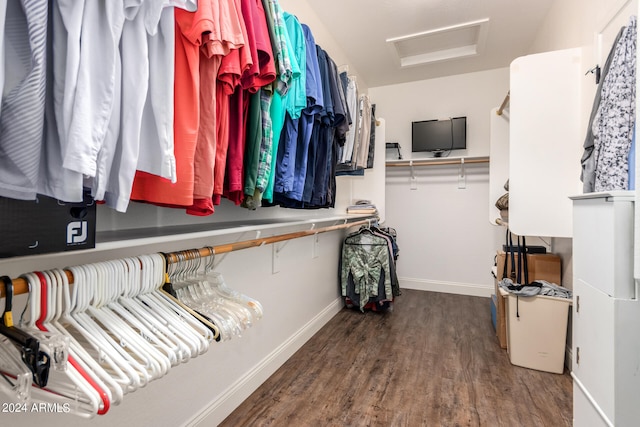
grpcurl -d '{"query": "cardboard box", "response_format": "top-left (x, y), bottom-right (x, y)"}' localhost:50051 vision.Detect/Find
top-left (0, 190), bottom-right (96, 258)
top-left (495, 279), bottom-right (508, 349)
top-left (496, 251), bottom-right (561, 284)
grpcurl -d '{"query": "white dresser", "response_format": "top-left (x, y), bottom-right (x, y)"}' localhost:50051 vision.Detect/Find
top-left (571, 192), bottom-right (640, 427)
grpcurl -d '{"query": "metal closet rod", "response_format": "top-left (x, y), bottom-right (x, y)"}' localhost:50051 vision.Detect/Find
top-left (496, 91), bottom-right (510, 115)
top-left (0, 217), bottom-right (374, 298)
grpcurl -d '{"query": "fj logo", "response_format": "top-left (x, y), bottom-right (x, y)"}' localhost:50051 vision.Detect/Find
top-left (67, 221), bottom-right (87, 245)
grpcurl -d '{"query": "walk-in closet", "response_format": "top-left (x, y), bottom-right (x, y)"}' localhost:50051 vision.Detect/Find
top-left (0, 0), bottom-right (638, 426)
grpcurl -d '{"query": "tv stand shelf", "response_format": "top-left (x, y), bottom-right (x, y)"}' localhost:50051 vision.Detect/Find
top-left (385, 155), bottom-right (490, 168)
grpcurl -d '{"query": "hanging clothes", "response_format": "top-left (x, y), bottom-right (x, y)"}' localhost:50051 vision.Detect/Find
top-left (131, 5), bottom-right (217, 208)
top-left (591, 15), bottom-right (637, 192)
top-left (260, 0), bottom-right (295, 205)
top-left (135, 3), bottom-right (187, 184)
top-left (366, 103), bottom-right (376, 169)
top-left (221, 87), bottom-right (250, 205)
top-left (340, 226), bottom-right (400, 312)
top-left (104, 1), bottom-right (194, 213)
top-left (580, 26), bottom-right (624, 192)
top-left (188, 0), bottom-right (247, 216)
top-left (212, 0), bottom-right (275, 208)
top-left (0, 0), bottom-right (48, 201)
top-left (131, 1), bottom-right (246, 211)
top-left (261, 0), bottom-right (294, 95)
top-left (272, 13), bottom-right (305, 198)
top-left (629, 127), bottom-right (636, 190)
top-left (39, 0), bottom-right (84, 203)
top-left (274, 13), bottom-right (313, 203)
top-left (0, 0), bottom-right (361, 217)
top-left (339, 72), bottom-right (358, 165)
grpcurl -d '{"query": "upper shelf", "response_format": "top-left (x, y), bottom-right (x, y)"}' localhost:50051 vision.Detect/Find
top-left (385, 156), bottom-right (490, 167)
top-left (0, 213), bottom-right (376, 279)
top-left (96, 214), bottom-right (375, 250)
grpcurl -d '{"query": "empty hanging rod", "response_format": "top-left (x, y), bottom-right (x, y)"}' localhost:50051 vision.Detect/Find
top-left (496, 91), bottom-right (510, 115)
top-left (0, 218), bottom-right (373, 298)
top-left (385, 156), bottom-right (489, 168)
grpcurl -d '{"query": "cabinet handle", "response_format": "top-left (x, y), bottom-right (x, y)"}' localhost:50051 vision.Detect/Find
top-left (576, 346), bottom-right (580, 365)
top-left (576, 295), bottom-right (580, 313)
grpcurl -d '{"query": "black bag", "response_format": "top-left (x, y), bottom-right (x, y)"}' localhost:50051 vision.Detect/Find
top-left (502, 231), bottom-right (542, 317)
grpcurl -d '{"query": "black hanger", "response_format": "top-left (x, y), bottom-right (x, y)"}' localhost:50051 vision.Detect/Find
top-left (0, 276), bottom-right (50, 387)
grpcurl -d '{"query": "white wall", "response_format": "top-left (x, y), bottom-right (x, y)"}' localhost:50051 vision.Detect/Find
top-left (278, 0), bottom-right (369, 91)
top-left (372, 68), bottom-right (509, 161)
top-left (371, 69), bottom-right (509, 296)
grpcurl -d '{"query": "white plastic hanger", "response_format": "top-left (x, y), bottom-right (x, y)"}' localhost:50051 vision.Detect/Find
top-left (101, 258), bottom-right (173, 374)
top-left (172, 255), bottom-right (239, 341)
top-left (105, 259), bottom-right (180, 367)
top-left (114, 257), bottom-right (194, 364)
top-left (47, 268), bottom-right (125, 404)
top-left (20, 272), bottom-right (104, 418)
top-left (66, 264), bottom-right (151, 391)
top-left (35, 269), bottom-right (113, 415)
top-left (167, 252), bottom-right (239, 341)
top-left (0, 334), bottom-right (32, 403)
top-left (134, 254), bottom-right (210, 356)
top-left (171, 251), bottom-right (263, 342)
top-left (84, 262), bottom-right (166, 381)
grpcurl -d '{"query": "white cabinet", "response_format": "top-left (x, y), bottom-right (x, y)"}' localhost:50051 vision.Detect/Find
top-left (509, 48), bottom-right (583, 238)
top-left (572, 192), bottom-right (640, 426)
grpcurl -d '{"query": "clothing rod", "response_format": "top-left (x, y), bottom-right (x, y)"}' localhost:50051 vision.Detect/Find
top-left (385, 157), bottom-right (489, 167)
top-left (496, 91), bottom-right (510, 115)
top-left (0, 218), bottom-right (373, 298)
top-left (163, 218), bottom-right (373, 263)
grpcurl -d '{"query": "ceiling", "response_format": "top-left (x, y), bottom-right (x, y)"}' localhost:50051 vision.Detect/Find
top-left (306, 0), bottom-right (556, 88)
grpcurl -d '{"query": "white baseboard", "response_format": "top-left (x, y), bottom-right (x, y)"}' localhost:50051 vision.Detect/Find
top-left (400, 277), bottom-right (493, 298)
top-left (184, 297), bottom-right (344, 427)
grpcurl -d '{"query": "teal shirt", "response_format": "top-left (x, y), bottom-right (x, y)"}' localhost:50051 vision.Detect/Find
top-left (282, 13), bottom-right (306, 119)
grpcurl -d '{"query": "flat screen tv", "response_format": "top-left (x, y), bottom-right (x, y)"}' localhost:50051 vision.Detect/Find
top-left (412, 116), bottom-right (466, 156)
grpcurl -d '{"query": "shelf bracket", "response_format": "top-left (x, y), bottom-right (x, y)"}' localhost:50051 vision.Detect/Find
top-left (458, 158), bottom-right (466, 189)
top-left (409, 160), bottom-right (417, 190)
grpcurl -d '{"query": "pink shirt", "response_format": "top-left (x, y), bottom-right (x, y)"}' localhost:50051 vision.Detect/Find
top-left (189, 0), bottom-right (245, 215)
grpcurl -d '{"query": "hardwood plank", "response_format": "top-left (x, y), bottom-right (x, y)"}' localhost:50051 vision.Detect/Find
top-left (220, 290), bottom-right (572, 426)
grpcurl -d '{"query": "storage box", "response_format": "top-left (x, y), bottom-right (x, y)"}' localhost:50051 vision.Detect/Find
top-left (0, 190), bottom-right (96, 258)
top-left (496, 251), bottom-right (561, 284)
top-left (500, 287), bottom-right (571, 374)
top-left (495, 280), bottom-right (508, 349)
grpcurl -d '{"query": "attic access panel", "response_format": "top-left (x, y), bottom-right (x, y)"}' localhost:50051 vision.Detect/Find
top-left (387, 18), bottom-right (489, 67)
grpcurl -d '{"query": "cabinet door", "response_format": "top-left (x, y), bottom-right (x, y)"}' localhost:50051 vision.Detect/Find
top-left (572, 279), bottom-right (615, 422)
top-left (509, 48), bottom-right (583, 238)
top-left (573, 378), bottom-right (611, 427)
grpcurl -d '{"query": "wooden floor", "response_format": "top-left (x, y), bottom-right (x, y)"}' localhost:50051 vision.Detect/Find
top-left (220, 290), bottom-right (573, 427)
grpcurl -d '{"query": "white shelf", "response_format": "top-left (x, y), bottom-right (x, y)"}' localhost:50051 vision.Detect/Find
top-left (0, 214), bottom-right (375, 279)
top-left (385, 155), bottom-right (490, 167)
